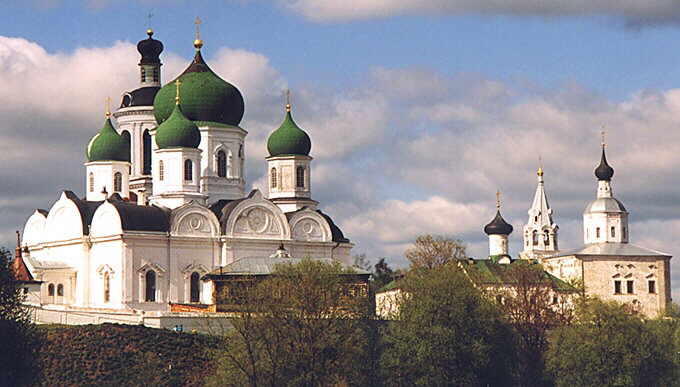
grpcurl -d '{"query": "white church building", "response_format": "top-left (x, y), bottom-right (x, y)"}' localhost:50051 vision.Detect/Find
top-left (15, 29), bottom-right (354, 328)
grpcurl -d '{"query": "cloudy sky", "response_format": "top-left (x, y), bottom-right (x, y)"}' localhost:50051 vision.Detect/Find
top-left (1, 1), bottom-right (680, 297)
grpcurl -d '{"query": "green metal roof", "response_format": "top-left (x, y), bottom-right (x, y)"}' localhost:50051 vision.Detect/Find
top-left (86, 118), bottom-right (130, 162)
top-left (153, 50), bottom-right (244, 126)
top-left (154, 104), bottom-right (201, 149)
top-left (267, 109), bottom-right (311, 157)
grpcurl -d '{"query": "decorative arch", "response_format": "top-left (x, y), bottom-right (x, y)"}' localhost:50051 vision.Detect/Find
top-left (23, 209), bottom-right (48, 247)
top-left (170, 201), bottom-right (220, 237)
top-left (45, 192), bottom-right (87, 242)
top-left (90, 201), bottom-right (123, 237)
top-left (288, 208), bottom-right (333, 242)
top-left (222, 190), bottom-right (290, 239)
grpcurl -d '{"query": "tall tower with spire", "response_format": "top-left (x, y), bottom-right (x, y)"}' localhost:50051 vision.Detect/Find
top-left (583, 136), bottom-right (629, 244)
top-left (265, 92), bottom-right (317, 213)
top-left (484, 191), bottom-right (514, 263)
top-left (113, 28), bottom-right (164, 204)
top-left (520, 166), bottom-right (559, 260)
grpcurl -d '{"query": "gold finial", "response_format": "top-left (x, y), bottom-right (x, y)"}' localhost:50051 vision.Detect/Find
top-left (105, 97), bottom-right (111, 118)
top-left (175, 79), bottom-right (182, 105)
top-left (496, 190), bottom-right (501, 210)
top-left (285, 89), bottom-right (291, 112)
top-left (194, 16), bottom-right (203, 49)
top-left (537, 155), bottom-right (544, 177)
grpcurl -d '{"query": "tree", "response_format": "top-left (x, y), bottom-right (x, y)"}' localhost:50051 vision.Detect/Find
top-left (352, 253), bottom-right (372, 272)
top-left (381, 263), bottom-right (516, 386)
top-left (372, 258), bottom-right (395, 290)
top-left (206, 260), bottom-right (374, 386)
top-left (546, 298), bottom-right (676, 387)
top-left (0, 247), bottom-right (40, 386)
top-left (405, 234), bottom-right (468, 270)
top-left (491, 262), bottom-right (576, 387)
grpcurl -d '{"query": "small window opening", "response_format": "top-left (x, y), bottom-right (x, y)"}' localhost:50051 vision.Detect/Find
top-left (614, 280), bottom-right (622, 294)
top-left (532, 230), bottom-right (538, 246)
top-left (270, 167), bottom-right (277, 189)
top-left (57, 284), bottom-right (64, 297)
top-left (184, 159), bottom-right (193, 181)
top-left (190, 272), bottom-right (200, 303)
top-left (627, 280), bottom-right (634, 294)
top-left (296, 166), bottom-right (305, 188)
top-left (104, 271), bottom-right (110, 303)
top-left (48, 284), bottom-right (55, 297)
top-left (648, 280), bottom-right (656, 294)
top-left (113, 172), bottom-right (122, 192)
top-left (217, 150), bottom-right (227, 178)
top-left (89, 172), bottom-right (94, 193)
top-left (611, 227), bottom-right (616, 238)
top-left (596, 227), bottom-right (601, 238)
top-left (145, 270), bottom-right (156, 302)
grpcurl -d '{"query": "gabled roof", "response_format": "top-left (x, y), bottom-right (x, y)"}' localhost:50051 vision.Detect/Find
top-left (12, 255), bottom-right (39, 283)
top-left (549, 242), bottom-right (670, 258)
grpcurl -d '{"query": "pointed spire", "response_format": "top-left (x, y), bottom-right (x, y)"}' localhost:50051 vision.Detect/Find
top-left (15, 230), bottom-right (22, 259)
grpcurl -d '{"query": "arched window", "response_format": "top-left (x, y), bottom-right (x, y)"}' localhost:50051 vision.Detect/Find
top-left (143, 130), bottom-right (151, 175)
top-left (121, 131), bottom-right (131, 161)
top-left (270, 167), bottom-right (277, 189)
top-left (532, 230), bottom-right (538, 246)
top-left (217, 150), bottom-right (227, 178)
top-left (145, 270), bottom-right (156, 302)
top-left (611, 226), bottom-right (616, 238)
top-left (57, 284), bottom-right (64, 297)
top-left (103, 272), bottom-right (110, 303)
top-left (296, 166), bottom-right (305, 188)
top-left (184, 159), bottom-right (193, 181)
top-left (190, 272), bottom-right (200, 303)
top-left (159, 160), bottom-right (164, 181)
top-left (89, 172), bottom-right (94, 192)
top-left (113, 172), bottom-right (122, 192)
top-left (596, 227), bottom-right (601, 238)
top-left (543, 230), bottom-right (550, 246)
top-left (48, 284), bottom-right (54, 297)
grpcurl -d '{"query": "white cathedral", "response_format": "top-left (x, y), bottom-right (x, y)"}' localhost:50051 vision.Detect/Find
top-left (14, 30), bottom-right (355, 328)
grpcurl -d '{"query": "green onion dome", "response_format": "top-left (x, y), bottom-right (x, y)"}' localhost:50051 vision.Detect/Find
top-left (155, 103), bottom-right (201, 149)
top-left (153, 49), bottom-right (244, 126)
top-left (267, 105), bottom-right (312, 157)
top-left (86, 117), bottom-right (130, 162)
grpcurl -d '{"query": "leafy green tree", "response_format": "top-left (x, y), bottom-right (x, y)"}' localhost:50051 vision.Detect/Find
top-left (491, 262), bottom-right (575, 387)
top-left (405, 234), bottom-right (468, 270)
top-left (207, 260), bottom-right (374, 387)
top-left (0, 247), bottom-right (41, 386)
top-left (381, 263), bottom-right (516, 386)
top-left (546, 298), bottom-right (676, 387)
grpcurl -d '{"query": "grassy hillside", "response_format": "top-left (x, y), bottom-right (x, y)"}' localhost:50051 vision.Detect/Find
top-left (36, 323), bottom-right (221, 386)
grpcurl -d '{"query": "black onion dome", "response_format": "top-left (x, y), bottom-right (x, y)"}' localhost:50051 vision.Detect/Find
top-left (484, 211), bottom-right (514, 235)
top-left (594, 147), bottom-right (614, 181)
top-left (137, 30), bottom-right (164, 65)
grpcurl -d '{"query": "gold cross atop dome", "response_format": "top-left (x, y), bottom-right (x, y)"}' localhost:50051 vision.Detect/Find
top-left (194, 17), bottom-right (203, 49)
top-left (601, 126), bottom-right (606, 148)
top-left (285, 89), bottom-right (291, 112)
top-left (496, 190), bottom-right (501, 210)
top-left (175, 79), bottom-right (182, 105)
